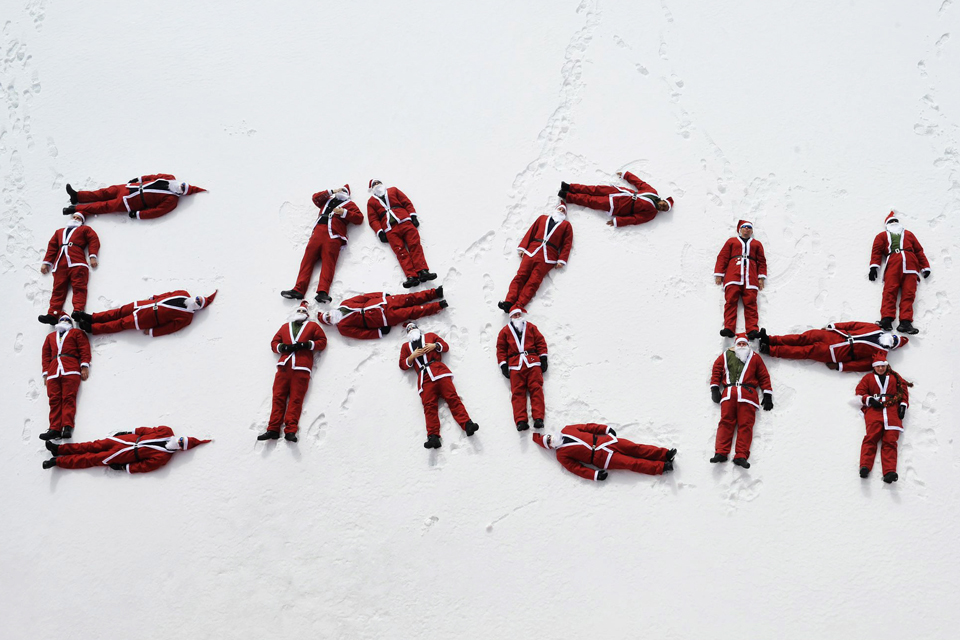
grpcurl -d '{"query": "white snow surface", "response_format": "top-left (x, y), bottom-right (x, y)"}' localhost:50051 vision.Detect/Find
top-left (3, 1), bottom-right (960, 638)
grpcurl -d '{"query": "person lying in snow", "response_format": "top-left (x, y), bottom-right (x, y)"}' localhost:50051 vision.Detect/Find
top-left (533, 424), bottom-right (676, 481)
top-left (714, 219), bottom-right (767, 339)
top-left (496, 307), bottom-right (548, 431)
top-left (319, 288), bottom-right (447, 340)
top-left (72, 290), bottom-right (216, 337)
top-left (42, 426), bottom-right (210, 473)
top-left (38, 212), bottom-right (99, 326)
top-left (559, 170), bottom-right (673, 227)
top-left (498, 203), bottom-right (572, 313)
top-left (366, 180), bottom-right (437, 289)
top-left (39, 315), bottom-right (91, 441)
top-left (758, 322), bottom-right (908, 372)
top-left (869, 211), bottom-right (931, 335)
top-left (64, 174), bottom-right (205, 220)
top-left (855, 360), bottom-right (912, 484)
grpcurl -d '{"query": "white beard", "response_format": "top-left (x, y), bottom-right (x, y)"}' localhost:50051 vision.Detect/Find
top-left (407, 329), bottom-right (423, 342)
top-left (66, 220), bottom-right (82, 229)
top-left (288, 311), bottom-right (309, 323)
top-left (886, 222), bottom-right (904, 235)
top-left (879, 333), bottom-right (895, 348)
top-left (184, 297), bottom-right (201, 312)
top-left (545, 433), bottom-right (562, 449)
top-left (56, 321), bottom-right (72, 334)
top-left (326, 310), bottom-right (344, 325)
top-left (735, 346), bottom-right (750, 362)
top-left (511, 319), bottom-right (526, 333)
top-left (169, 182), bottom-right (186, 195)
top-left (164, 438), bottom-right (181, 451)
top-left (373, 184), bottom-right (386, 197)
top-left (334, 190), bottom-right (349, 201)
top-left (551, 210), bottom-right (566, 223)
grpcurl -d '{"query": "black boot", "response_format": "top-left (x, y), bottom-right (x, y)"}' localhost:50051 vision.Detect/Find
top-left (719, 328), bottom-right (735, 338)
top-left (280, 289), bottom-right (304, 300)
top-left (533, 418), bottom-right (544, 429)
top-left (71, 310), bottom-right (93, 323)
top-left (732, 457), bottom-right (751, 469)
top-left (710, 453), bottom-right (728, 463)
top-left (558, 189), bottom-right (568, 199)
top-left (561, 181), bottom-right (570, 192)
top-left (464, 421), bottom-right (479, 436)
top-left (747, 330), bottom-right (760, 341)
top-left (758, 328), bottom-right (769, 345)
top-left (438, 299), bottom-right (449, 309)
top-left (896, 320), bottom-right (919, 335)
top-left (666, 448), bottom-right (677, 462)
top-left (78, 320), bottom-right (93, 333)
top-left (883, 472), bottom-right (899, 483)
top-left (60, 426), bottom-right (73, 439)
top-left (418, 269), bottom-right (437, 282)
top-left (516, 421), bottom-right (529, 432)
top-left (62, 205), bottom-right (76, 216)
top-left (66, 184), bottom-right (79, 205)
top-left (315, 291), bottom-right (332, 304)
top-left (859, 466), bottom-right (870, 478)
top-left (257, 430), bottom-right (280, 441)
top-left (423, 435), bottom-right (442, 449)
top-left (402, 276), bottom-right (420, 289)
top-left (759, 341), bottom-right (770, 355)
top-left (284, 432), bottom-right (298, 443)
top-left (38, 429), bottom-right (61, 441)
top-left (662, 460), bottom-right (674, 473)
top-left (434, 285), bottom-right (444, 299)
top-left (45, 441), bottom-right (59, 455)
top-left (879, 317), bottom-right (894, 332)
top-left (38, 314), bottom-right (57, 325)
top-left (42, 458), bottom-right (58, 470)
top-left (497, 301), bottom-right (513, 312)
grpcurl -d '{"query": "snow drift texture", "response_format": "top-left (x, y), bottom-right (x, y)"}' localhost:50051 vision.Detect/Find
top-left (3, 1), bottom-right (960, 638)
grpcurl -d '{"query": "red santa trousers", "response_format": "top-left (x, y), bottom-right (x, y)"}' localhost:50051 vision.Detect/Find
top-left (420, 377), bottom-right (471, 437)
top-left (267, 366), bottom-right (311, 434)
top-left (75, 185), bottom-right (129, 215)
top-left (506, 257), bottom-right (554, 308)
top-left (860, 416), bottom-right (900, 475)
top-left (89, 303), bottom-right (138, 334)
top-left (606, 440), bottom-right (668, 475)
top-left (47, 375), bottom-right (81, 432)
top-left (384, 289), bottom-right (443, 325)
top-left (881, 272), bottom-right (919, 322)
top-left (293, 230), bottom-right (342, 295)
top-left (387, 224), bottom-right (429, 278)
top-left (723, 284), bottom-right (759, 333)
top-left (48, 266), bottom-right (89, 315)
top-left (55, 438), bottom-right (122, 469)
top-left (510, 366), bottom-right (544, 423)
top-left (565, 183), bottom-right (619, 212)
top-left (715, 401), bottom-right (757, 459)
top-left (768, 334), bottom-right (830, 361)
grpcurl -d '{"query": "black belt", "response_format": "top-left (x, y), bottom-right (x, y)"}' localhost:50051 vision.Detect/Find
top-left (133, 436), bottom-right (142, 462)
top-left (136, 185), bottom-right (148, 210)
top-left (507, 350), bottom-right (531, 357)
top-left (530, 238), bottom-right (559, 250)
top-left (317, 214), bottom-right (330, 225)
top-left (58, 352), bottom-right (79, 359)
top-left (723, 383), bottom-right (757, 390)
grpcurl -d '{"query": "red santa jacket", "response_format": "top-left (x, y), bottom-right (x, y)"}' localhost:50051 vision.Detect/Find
top-left (129, 290), bottom-right (213, 337)
top-left (855, 371), bottom-right (910, 432)
top-left (714, 236), bottom-right (767, 289)
top-left (41, 328), bottom-right (91, 380)
top-left (331, 292), bottom-right (391, 340)
top-left (42, 225), bottom-right (100, 272)
top-left (610, 172), bottom-right (673, 226)
top-left (870, 229), bottom-right (930, 278)
top-left (123, 174), bottom-right (202, 219)
top-left (367, 187), bottom-right (418, 233)
top-left (96, 426), bottom-right (180, 474)
top-left (549, 423), bottom-right (619, 481)
top-left (271, 320), bottom-right (327, 374)
top-left (824, 321), bottom-right (906, 372)
top-left (496, 321), bottom-right (548, 370)
top-left (518, 215), bottom-right (573, 265)
top-left (312, 189), bottom-right (363, 244)
top-left (399, 332), bottom-right (454, 393)
top-left (710, 348), bottom-right (772, 408)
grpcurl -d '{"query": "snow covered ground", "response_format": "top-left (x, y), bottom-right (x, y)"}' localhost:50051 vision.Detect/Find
top-left (3, 1), bottom-right (960, 638)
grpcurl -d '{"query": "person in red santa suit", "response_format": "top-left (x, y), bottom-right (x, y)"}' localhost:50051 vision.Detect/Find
top-left (758, 322), bottom-right (908, 372)
top-left (709, 334), bottom-right (773, 468)
top-left (714, 219), bottom-right (767, 339)
top-left (855, 360), bottom-right (912, 483)
top-left (496, 307), bottom-right (548, 431)
top-left (42, 427), bottom-right (210, 473)
top-left (869, 211), bottom-right (931, 335)
top-left (39, 315), bottom-right (91, 441)
top-left (281, 185), bottom-right (364, 304)
top-left (367, 180), bottom-right (437, 289)
top-left (498, 203), bottom-right (573, 313)
top-left (319, 287), bottom-right (447, 340)
top-left (559, 171), bottom-right (674, 227)
top-left (533, 425), bottom-right (676, 481)
top-left (63, 174), bottom-right (206, 220)
top-left (72, 290), bottom-right (216, 336)
top-left (399, 322), bottom-right (479, 449)
top-left (257, 302), bottom-right (327, 443)
top-left (38, 212), bottom-right (100, 325)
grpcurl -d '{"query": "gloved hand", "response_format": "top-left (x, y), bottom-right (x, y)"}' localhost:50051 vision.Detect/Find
top-left (128, 211), bottom-right (136, 219)
top-left (278, 343), bottom-right (292, 353)
top-left (597, 470), bottom-right (608, 481)
top-left (297, 341), bottom-right (312, 350)
top-left (607, 428), bottom-right (617, 437)
top-left (129, 177), bottom-right (139, 183)
top-left (922, 269), bottom-right (931, 279)
top-left (826, 363), bottom-right (839, 370)
top-left (113, 431), bottom-right (132, 436)
top-left (869, 267), bottom-right (878, 281)
top-left (501, 364), bottom-right (510, 379)
top-left (711, 387), bottom-right (722, 403)
top-left (540, 356), bottom-right (548, 373)
top-left (868, 397), bottom-right (884, 409)
top-left (898, 405), bottom-right (906, 420)
top-left (378, 230), bottom-right (388, 243)
top-left (380, 326), bottom-right (391, 335)
top-left (761, 392), bottom-right (774, 411)
top-left (109, 463), bottom-right (126, 471)
top-left (411, 216), bottom-right (420, 228)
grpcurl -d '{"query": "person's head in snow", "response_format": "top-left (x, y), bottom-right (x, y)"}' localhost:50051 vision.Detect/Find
top-left (333, 186), bottom-right (350, 201)
top-left (873, 361), bottom-right (889, 375)
top-left (738, 220), bottom-right (754, 239)
top-left (509, 307), bottom-right (526, 331)
top-left (877, 332), bottom-right (906, 350)
top-left (551, 202), bottom-right (567, 222)
top-left (541, 432), bottom-right (563, 449)
top-left (369, 179), bottom-right (387, 198)
top-left (56, 314), bottom-right (74, 334)
top-left (885, 211), bottom-right (904, 235)
top-left (734, 334), bottom-right (751, 362)
top-left (185, 292), bottom-right (214, 312)
top-left (405, 321), bottom-right (422, 342)
top-left (319, 309), bottom-right (344, 326)
top-left (289, 303), bottom-right (310, 323)
top-left (66, 212), bottom-right (85, 228)
top-left (655, 198), bottom-right (671, 212)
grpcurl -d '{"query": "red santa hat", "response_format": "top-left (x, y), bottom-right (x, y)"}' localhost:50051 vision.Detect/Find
top-left (184, 184), bottom-right (206, 195)
top-left (665, 196), bottom-right (675, 211)
top-left (508, 306), bottom-right (527, 318)
top-left (738, 219), bottom-right (753, 230)
top-left (872, 358), bottom-right (889, 367)
top-left (197, 290), bottom-right (217, 309)
top-left (71, 211), bottom-right (86, 223)
top-left (369, 179), bottom-right (382, 190)
top-left (532, 432), bottom-right (548, 449)
top-left (885, 210), bottom-right (899, 224)
top-left (533, 432), bottom-right (561, 449)
top-left (340, 184), bottom-right (351, 195)
top-left (177, 436), bottom-right (211, 451)
top-left (404, 321), bottom-right (418, 331)
top-left (735, 333), bottom-right (749, 345)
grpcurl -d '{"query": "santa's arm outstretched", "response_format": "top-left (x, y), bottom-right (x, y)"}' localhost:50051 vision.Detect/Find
top-left (136, 198), bottom-right (178, 220)
top-left (621, 172), bottom-right (656, 194)
top-left (557, 451), bottom-right (601, 481)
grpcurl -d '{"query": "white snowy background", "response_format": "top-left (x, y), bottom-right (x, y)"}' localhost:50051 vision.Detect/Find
top-left (2, 1), bottom-right (960, 638)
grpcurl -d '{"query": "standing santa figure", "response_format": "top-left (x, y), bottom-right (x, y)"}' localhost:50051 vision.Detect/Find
top-left (714, 219), bottom-right (767, 339)
top-left (366, 180), bottom-right (437, 288)
top-left (709, 334), bottom-right (773, 468)
top-left (38, 212), bottom-right (100, 325)
top-left (855, 360), bottom-right (911, 483)
top-left (64, 174), bottom-right (205, 220)
top-left (281, 185), bottom-right (363, 304)
top-left (559, 170), bottom-right (674, 227)
top-left (498, 203), bottom-right (573, 313)
top-left (258, 302), bottom-right (327, 442)
top-left (39, 315), bottom-right (91, 441)
top-left (496, 307), bottom-right (548, 431)
top-left (869, 211), bottom-right (931, 334)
